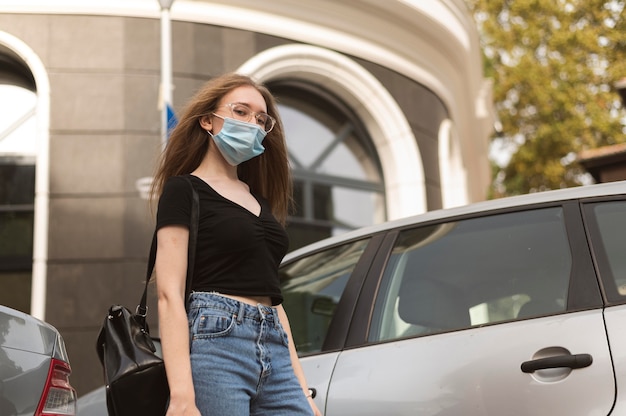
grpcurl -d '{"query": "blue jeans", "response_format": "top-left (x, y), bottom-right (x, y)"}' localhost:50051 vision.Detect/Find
top-left (187, 292), bottom-right (313, 416)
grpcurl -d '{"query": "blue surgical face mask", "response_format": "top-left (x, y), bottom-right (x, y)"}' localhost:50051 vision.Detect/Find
top-left (208, 116), bottom-right (267, 166)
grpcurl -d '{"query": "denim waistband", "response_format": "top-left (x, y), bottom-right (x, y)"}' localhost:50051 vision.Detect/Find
top-left (188, 291), bottom-right (278, 323)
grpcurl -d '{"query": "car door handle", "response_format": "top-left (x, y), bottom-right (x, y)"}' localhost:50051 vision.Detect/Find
top-left (521, 353), bottom-right (593, 373)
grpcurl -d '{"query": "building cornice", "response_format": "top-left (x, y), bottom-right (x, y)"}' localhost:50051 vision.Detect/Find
top-left (1, 0), bottom-right (494, 200)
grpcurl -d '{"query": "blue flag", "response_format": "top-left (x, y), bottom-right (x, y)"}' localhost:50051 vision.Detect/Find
top-left (166, 103), bottom-right (178, 137)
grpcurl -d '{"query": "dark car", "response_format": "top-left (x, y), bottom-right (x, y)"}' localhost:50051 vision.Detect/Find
top-left (80, 180), bottom-right (626, 415)
top-left (0, 305), bottom-right (76, 416)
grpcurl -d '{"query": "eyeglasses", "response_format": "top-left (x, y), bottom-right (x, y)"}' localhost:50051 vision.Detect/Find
top-left (215, 103), bottom-right (276, 133)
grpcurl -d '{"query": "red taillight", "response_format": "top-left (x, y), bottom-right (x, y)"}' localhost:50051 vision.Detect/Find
top-left (35, 358), bottom-right (77, 416)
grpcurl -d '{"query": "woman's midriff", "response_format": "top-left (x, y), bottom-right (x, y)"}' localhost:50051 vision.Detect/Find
top-left (214, 292), bottom-right (273, 307)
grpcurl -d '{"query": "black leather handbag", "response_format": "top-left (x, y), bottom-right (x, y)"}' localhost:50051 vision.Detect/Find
top-left (96, 177), bottom-right (199, 416)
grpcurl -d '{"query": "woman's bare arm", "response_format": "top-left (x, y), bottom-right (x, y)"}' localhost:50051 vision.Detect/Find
top-left (156, 225), bottom-right (201, 416)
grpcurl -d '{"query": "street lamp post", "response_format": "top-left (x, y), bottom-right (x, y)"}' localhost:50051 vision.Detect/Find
top-left (159, 0), bottom-right (175, 148)
top-left (135, 0), bottom-right (174, 198)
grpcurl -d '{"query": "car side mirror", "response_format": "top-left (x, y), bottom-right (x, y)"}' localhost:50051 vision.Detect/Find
top-left (311, 297), bottom-right (337, 317)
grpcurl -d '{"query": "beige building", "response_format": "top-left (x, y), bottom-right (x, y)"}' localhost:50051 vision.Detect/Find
top-left (579, 143), bottom-right (626, 183)
top-left (0, 0), bottom-right (495, 393)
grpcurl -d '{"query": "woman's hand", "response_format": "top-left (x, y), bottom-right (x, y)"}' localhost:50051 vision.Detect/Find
top-left (165, 397), bottom-right (202, 416)
top-left (308, 396), bottom-right (323, 416)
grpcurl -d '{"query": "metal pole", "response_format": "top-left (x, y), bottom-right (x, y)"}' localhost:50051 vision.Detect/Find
top-left (159, 0), bottom-right (174, 148)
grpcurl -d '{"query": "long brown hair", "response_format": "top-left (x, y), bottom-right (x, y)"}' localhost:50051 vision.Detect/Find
top-left (150, 73), bottom-right (292, 224)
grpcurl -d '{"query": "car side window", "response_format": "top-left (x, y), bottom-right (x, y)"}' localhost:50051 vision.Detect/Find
top-left (280, 238), bottom-right (370, 354)
top-left (369, 208), bottom-right (571, 342)
top-left (583, 200), bottom-right (626, 303)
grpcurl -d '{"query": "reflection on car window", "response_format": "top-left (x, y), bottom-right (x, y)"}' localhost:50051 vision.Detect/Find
top-left (585, 201), bottom-right (626, 301)
top-left (369, 208), bottom-right (571, 342)
top-left (280, 239), bottom-right (370, 354)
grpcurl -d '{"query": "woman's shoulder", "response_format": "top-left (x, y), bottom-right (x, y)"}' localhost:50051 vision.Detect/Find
top-left (157, 175), bottom-right (194, 223)
top-left (163, 174), bottom-right (194, 190)
top-left (160, 175), bottom-right (195, 201)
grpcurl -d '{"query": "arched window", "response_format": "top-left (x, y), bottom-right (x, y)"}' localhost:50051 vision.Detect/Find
top-left (0, 49), bottom-right (37, 313)
top-left (271, 82), bottom-right (386, 250)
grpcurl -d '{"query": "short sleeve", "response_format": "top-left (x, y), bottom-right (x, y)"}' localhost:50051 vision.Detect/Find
top-left (156, 176), bottom-right (193, 230)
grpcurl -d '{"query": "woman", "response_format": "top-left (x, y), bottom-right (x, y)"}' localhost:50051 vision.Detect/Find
top-left (151, 73), bottom-right (321, 416)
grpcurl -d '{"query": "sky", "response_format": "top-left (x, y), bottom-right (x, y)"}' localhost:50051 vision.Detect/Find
top-left (0, 85), bottom-right (37, 155)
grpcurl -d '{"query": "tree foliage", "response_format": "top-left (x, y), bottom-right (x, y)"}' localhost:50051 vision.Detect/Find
top-left (466, 0), bottom-right (626, 197)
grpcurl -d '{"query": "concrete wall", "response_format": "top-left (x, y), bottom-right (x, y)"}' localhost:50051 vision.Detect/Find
top-left (1, 13), bottom-right (450, 394)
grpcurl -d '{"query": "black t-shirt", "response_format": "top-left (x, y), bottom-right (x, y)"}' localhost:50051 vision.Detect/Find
top-left (156, 175), bottom-right (288, 305)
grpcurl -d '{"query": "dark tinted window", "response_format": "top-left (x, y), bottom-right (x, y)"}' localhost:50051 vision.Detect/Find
top-left (0, 162), bottom-right (34, 268)
top-left (272, 82), bottom-right (385, 251)
top-left (0, 162), bottom-right (35, 204)
top-left (584, 200), bottom-right (626, 303)
top-left (280, 238), bottom-right (370, 354)
top-left (369, 208), bottom-right (572, 342)
top-left (1, 58), bottom-right (37, 315)
top-left (0, 161), bottom-right (34, 313)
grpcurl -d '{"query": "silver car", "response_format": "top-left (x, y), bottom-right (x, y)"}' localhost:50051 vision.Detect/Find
top-left (0, 305), bottom-right (77, 416)
top-left (80, 180), bottom-right (626, 415)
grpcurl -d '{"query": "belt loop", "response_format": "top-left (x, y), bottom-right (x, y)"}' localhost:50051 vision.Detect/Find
top-left (268, 306), bottom-right (277, 326)
top-left (237, 300), bottom-right (245, 324)
top-left (256, 304), bottom-right (264, 321)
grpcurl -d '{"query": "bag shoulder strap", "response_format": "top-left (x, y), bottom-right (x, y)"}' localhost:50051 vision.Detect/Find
top-left (184, 176), bottom-right (200, 309)
top-left (137, 175), bottom-right (199, 317)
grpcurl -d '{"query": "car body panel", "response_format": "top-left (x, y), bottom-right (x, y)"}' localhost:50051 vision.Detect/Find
top-left (75, 386), bottom-right (108, 416)
top-left (0, 304), bottom-right (75, 416)
top-left (601, 305), bottom-right (626, 414)
top-left (0, 305), bottom-right (58, 355)
top-left (325, 310), bottom-right (614, 415)
top-left (1, 349), bottom-right (50, 416)
top-left (300, 351), bottom-right (341, 414)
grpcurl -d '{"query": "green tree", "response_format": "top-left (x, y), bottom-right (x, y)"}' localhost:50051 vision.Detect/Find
top-left (467, 0), bottom-right (626, 197)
